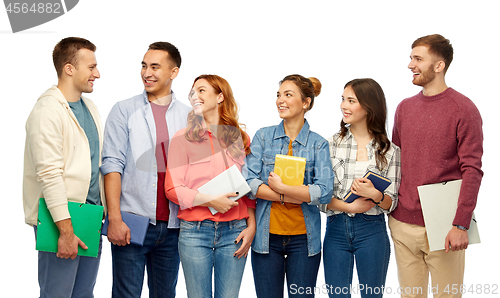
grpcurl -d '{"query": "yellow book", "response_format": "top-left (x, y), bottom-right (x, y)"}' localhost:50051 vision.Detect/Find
top-left (273, 154), bottom-right (306, 186)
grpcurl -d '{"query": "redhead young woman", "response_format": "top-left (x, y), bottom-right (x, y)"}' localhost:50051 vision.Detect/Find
top-left (246, 74), bottom-right (333, 298)
top-left (319, 78), bottom-right (401, 298)
top-left (165, 74), bottom-right (255, 298)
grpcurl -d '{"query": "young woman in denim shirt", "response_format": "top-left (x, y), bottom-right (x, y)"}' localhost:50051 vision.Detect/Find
top-left (246, 74), bottom-right (333, 298)
top-left (165, 75), bottom-right (256, 298)
top-left (319, 78), bottom-right (401, 298)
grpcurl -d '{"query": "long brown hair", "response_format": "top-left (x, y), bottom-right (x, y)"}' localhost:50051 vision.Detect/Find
top-left (339, 78), bottom-right (391, 170)
top-left (185, 74), bottom-right (250, 158)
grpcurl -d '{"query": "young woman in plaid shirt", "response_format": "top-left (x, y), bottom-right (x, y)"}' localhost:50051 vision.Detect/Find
top-left (320, 78), bottom-right (401, 298)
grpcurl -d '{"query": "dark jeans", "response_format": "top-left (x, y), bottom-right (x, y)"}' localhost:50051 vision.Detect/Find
top-left (111, 221), bottom-right (180, 298)
top-left (323, 213), bottom-right (390, 298)
top-left (251, 233), bottom-right (321, 298)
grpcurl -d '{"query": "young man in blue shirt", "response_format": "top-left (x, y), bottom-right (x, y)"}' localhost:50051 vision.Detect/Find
top-left (101, 42), bottom-right (191, 297)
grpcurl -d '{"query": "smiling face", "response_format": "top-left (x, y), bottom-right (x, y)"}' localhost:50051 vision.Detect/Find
top-left (189, 78), bottom-right (223, 118)
top-left (72, 49), bottom-right (100, 94)
top-left (340, 86), bottom-right (367, 127)
top-left (408, 45), bottom-right (438, 87)
top-left (276, 80), bottom-right (310, 121)
top-left (141, 50), bottom-right (178, 99)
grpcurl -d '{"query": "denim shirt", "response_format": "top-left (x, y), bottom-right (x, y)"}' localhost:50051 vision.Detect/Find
top-left (246, 120), bottom-right (334, 256)
top-left (101, 91), bottom-right (191, 227)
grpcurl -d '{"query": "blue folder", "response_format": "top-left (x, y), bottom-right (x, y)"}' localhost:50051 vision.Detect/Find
top-left (101, 211), bottom-right (149, 246)
top-left (344, 170), bottom-right (392, 203)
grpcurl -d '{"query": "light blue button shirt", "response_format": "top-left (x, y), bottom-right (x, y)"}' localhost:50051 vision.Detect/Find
top-left (246, 120), bottom-right (333, 256)
top-left (101, 91), bottom-right (191, 227)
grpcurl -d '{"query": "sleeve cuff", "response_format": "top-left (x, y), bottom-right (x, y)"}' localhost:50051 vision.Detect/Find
top-left (49, 204), bottom-right (71, 223)
top-left (319, 204), bottom-right (335, 216)
top-left (248, 178), bottom-right (264, 200)
top-left (100, 160), bottom-right (124, 176)
top-left (307, 184), bottom-right (321, 205)
top-left (454, 224), bottom-right (468, 231)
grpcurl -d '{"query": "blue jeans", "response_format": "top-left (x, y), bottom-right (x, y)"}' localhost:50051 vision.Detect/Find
top-left (178, 219), bottom-right (248, 298)
top-left (111, 221), bottom-right (180, 298)
top-left (36, 226), bottom-right (102, 298)
top-left (323, 213), bottom-right (390, 298)
top-left (251, 233), bottom-right (321, 298)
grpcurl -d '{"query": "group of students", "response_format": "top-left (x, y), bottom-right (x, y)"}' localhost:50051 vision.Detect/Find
top-left (23, 33), bottom-right (483, 298)
top-left (177, 73), bottom-right (399, 298)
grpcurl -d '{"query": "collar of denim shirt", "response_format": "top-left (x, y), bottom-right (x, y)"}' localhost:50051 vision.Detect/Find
top-left (273, 119), bottom-right (310, 147)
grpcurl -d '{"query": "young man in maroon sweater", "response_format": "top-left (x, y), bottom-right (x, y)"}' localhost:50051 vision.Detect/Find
top-left (389, 34), bottom-right (483, 298)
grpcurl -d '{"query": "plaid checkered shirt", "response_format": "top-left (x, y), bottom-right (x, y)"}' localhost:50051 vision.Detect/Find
top-left (319, 127), bottom-right (401, 216)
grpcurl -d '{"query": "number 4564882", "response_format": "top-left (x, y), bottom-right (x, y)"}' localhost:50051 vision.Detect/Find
top-left (5, 2), bottom-right (62, 14)
top-left (444, 284), bottom-right (498, 295)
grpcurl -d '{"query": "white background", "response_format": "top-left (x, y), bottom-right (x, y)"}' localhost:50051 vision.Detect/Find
top-left (1, 0), bottom-right (498, 297)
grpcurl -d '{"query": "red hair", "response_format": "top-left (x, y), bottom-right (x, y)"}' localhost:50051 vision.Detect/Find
top-left (185, 74), bottom-right (250, 158)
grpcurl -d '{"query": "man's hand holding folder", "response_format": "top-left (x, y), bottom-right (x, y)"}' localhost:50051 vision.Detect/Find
top-left (106, 216), bottom-right (131, 246)
top-left (55, 218), bottom-right (88, 259)
top-left (37, 198), bottom-right (103, 258)
top-left (102, 211), bottom-right (151, 246)
top-left (417, 180), bottom-right (480, 252)
top-left (444, 226), bottom-right (469, 253)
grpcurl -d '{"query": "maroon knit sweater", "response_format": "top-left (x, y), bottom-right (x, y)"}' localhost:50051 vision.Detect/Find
top-left (391, 88), bottom-right (483, 229)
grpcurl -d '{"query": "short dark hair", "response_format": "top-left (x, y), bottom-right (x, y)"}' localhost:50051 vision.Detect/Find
top-left (53, 37), bottom-right (96, 78)
top-left (412, 34), bottom-right (453, 73)
top-left (148, 42), bottom-right (182, 68)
